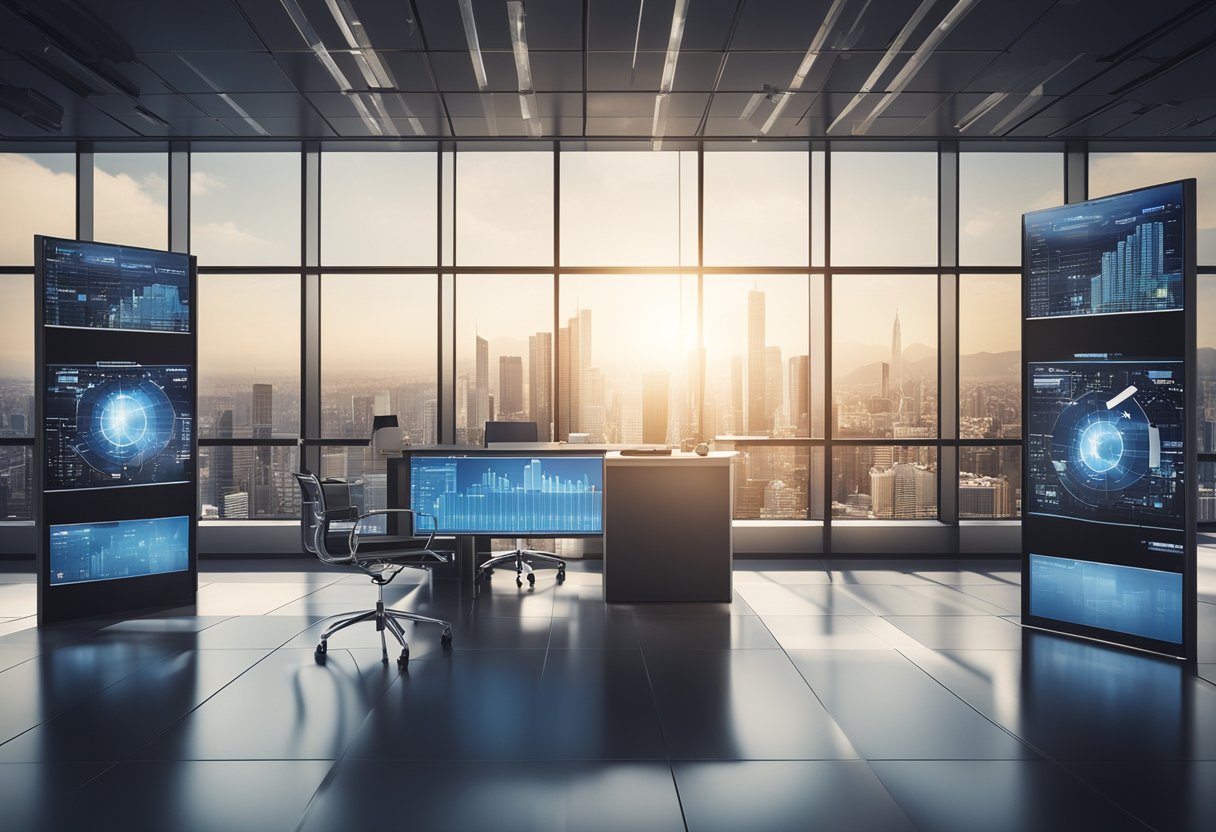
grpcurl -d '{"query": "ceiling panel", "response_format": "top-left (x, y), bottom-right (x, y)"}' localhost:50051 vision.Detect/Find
top-left (587, 0), bottom-right (739, 51)
top-left (71, 0), bottom-right (266, 51)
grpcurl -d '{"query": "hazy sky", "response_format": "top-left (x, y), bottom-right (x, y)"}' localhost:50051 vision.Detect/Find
top-left (959, 274), bottom-right (1020, 355)
top-left (191, 153), bottom-right (301, 266)
top-left (703, 151), bottom-right (809, 267)
top-left (198, 274), bottom-right (299, 379)
top-left (0, 277), bottom-right (32, 378)
top-left (455, 151), bottom-right (552, 266)
top-left (321, 152), bottom-right (437, 266)
top-left (832, 275), bottom-right (938, 376)
top-left (323, 274), bottom-right (437, 380)
top-left (94, 153), bottom-right (168, 251)
top-left (0, 154), bottom-right (75, 264)
top-left (959, 153), bottom-right (1062, 266)
top-left (831, 152), bottom-right (937, 267)
top-left (455, 274), bottom-right (551, 380)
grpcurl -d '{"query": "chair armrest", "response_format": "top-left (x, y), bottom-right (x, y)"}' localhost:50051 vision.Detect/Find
top-left (348, 509), bottom-right (438, 561)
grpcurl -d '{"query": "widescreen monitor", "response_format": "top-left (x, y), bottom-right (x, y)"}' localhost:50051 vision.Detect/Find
top-left (1028, 554), bottom-right (1183, 645)
top-left (1024, 181), bottom-right (1186, 319)
top-left (49, 515), bottom-right (190, 586)
top-left (44, 363), bottom-right (193, 491)
top-left (41, 237), bottom-right (191, 333)
top-left (1026, 359), bottom-right (1184, 529)
top-left (409, 454), bottom-right (603, 536)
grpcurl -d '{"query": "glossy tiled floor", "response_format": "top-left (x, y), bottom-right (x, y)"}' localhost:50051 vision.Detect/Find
top-left (0, 551), bottom-right (1214, 832)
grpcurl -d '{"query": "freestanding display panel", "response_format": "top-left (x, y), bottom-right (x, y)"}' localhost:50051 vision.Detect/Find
top-left (1021, 180), bottom-right (1197, 660)
top-left (35, 236), bottom-right (198, 625)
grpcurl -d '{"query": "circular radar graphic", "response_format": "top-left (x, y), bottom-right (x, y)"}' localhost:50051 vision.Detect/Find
top-left (1047, 390), bottom-right (1153, 507)
top-left (74, 377), bottom-right (176, 474)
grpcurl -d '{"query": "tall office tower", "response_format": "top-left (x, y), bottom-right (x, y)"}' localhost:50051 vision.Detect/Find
top-left (253, 384), bottom-right (273, 438)
top-left (747, 289), bottom-right (766, 434)
top-left (557, 326), bottom-right (571, 437)
top-left (558, 313), bottom-right (584, 435)
top-left (455, 376), bottom-right (469, 442)
top-left (252, 384), bottom-right (273, 518)
top-left (871, 445), bottom-right (894, 471)
top-left (764, 345), bottom-right (782, 433)
top-left (374, 391), bottom-right (391, 416)
top-left (475, 335), bottom-right (489, 391)
top-left (684, 348), bottom-right (702, 441)
top-left (222, 491), bottom-right (250, 519)
top-left (890, 462), bottom-right (930, 518)
top-left (529, 332), bottom-right (552, 440)
top-left (0, 479), bottom-right (8, 519)
top-left (498, 356), bottom-right (524, 417)
top-left (578, 309), bottom-right (593, 431)
top-left (617, 379), bottom-right (643, 444)
top-left (891, 309), bottom-right (903, 395)
top-left (642, 371), bottom-right (670, 445)
top-left (881, 361), bottom-right (890, 401)
top-left (731, 354), bottom-right (745, 435)
top-left (350, 394), bottom-right (374, 438)
top-left (870, 466), bottom-right (895, 517)
top-left (789, 355), bottom-right (810, 436)
top-left (422, 399), bottom-right (438, 444)
top-left (972, 387), bottom-right (986, 420)
top-left (584, 367), bottom-right (606, 442)
top-left (214, 409), bottom-right (234, 508)
top-left (959, 475), bottom-right (1010, 518)
top-left (9, 413), bottom-right (25, 434)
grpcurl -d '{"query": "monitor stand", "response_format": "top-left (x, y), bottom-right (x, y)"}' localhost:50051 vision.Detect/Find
top-left (477, 539), bottom-right (566, 589)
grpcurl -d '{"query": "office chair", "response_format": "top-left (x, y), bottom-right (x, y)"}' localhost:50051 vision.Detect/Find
top-left (294, 472), bottom-right (452, 670)
top-left (479, 421), bottom-right (567, 588)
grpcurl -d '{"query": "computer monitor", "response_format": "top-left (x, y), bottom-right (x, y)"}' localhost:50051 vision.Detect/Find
top-left (408, 453), bottom-right (603, 536)
top-left (483, 421), bottom-right (539, 445)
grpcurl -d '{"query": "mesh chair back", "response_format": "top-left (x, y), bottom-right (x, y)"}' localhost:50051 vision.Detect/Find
top-left (293, 472), bottom-right (326, 557)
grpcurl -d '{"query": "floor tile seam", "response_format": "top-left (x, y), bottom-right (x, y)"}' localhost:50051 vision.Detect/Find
top-left (259, 574), bottom-right (369, 615)
top-left (635, 639), bottom-right (692, 832)
top-left (752, 615), bottom-right (855, 741)
top-left (0, 644), bottom-right (190, 751)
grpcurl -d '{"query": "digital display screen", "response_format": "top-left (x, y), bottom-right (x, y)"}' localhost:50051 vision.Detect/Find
top-left (42, 238), bottom-right (190, 333)
top-left (44, 363), bottom-right (193, 491)
top-left (1027, 360), bottom-right (1184, 528)
top-left (1025, 182), bottom-right (1185, 319)
top-left (1029, 554), bottom-right (1183, 644)
top-left (410, 455), bottom-right (603, 535)
top-left (49, 515), bottom-right (190, 586)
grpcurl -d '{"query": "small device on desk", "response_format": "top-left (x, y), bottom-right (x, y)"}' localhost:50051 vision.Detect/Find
top-left (619, 447), bottom-right (672, 456)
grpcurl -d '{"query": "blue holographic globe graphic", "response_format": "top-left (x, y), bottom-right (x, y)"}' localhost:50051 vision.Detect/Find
top-left (75, 378), bottom-right (176, 475)
top-left (1078, 421), bottom-right (1124, 474)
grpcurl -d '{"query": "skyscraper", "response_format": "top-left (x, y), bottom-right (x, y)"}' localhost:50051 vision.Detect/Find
top-left (529, 332), bottom-right (552, 440)
top-left (642, 371), bottom-right (670, 445)
top-left (731, 354), bottom-right (745, 435)
top-left (789, 355), bottom-right (810, 435)
top-left (498, 356), bottom-right (524, 417)
top-left (253, 384), bottom-right (273, 438)
top-left (252, 384), bottom-right (273, 518)
top-left (747, 289), bottom-right (766, 434)
top-left (214, 409), bottom-right (234, 511)
top-left (765, 345), bottom-right (782, 433)
top-left (468, 335), bottom-right (490, 443)
top-left (890, 309), bottom-right (902, 395)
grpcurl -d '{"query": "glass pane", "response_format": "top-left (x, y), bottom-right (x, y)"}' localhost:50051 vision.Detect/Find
top-left (561, 151), bottom-right (694, 266)
top-left (959, 274), bottom-right (1021, 440)
top-left (0, 153), bottom-right (75, 265)
top-left (812, 150), bottom-right (825, 268)
top-left (94, 153), bottom-right (168, 250)
top-left (1201, 275), bottom-right (1215, 454)
top-left (1089, 152), bottom-right (1216, 264)
top-left (730, 445), bottom-right (823, 520)
top-left (832, 275), bottom-right (938, 439)
top-left (960, 446), bottom-right (1021, 519)
top-left (830, 152), bottom-right (937, 267)
top-left (456, 151), bottom-right (553, 266)
top-left (321, 152), bottom-right (437, 266)
top-left (321, 449), bottom-right (390, 533)
top-left (0, 275), bottom-right (34, 436)
top-left (959, 153), bottom-right (1062, 266)
top-left (0, 446), bottom-right (32, 520)
top-left (190, 152), bottom-right (300, 266)
top-left (200, 445), bottom-right (299, 519)
top-left (702, 275), bottom-right (814, 437)
top-left (704, 151), bottom-right (808, 266)
top-left (831, 446), bottom-right (937, 519)
top-left (455, 275), bottom-right (553, 445)
top-left (321, 274), bottom-right (438, 441)
top-left (198, 275), bottom-right (300, 438)
top-left (557, 274), bottom-right (696, 444)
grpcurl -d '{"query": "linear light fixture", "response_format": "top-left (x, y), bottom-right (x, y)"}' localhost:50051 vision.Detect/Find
top-left (851, 0), bottom-right (979, 136)
top-left (177, 54), bottom-right (270, 136)
top-left (827, 0), bottom-right (938, 133)
top-left (991, 52), bottom-right (1085, 136)
top-left (323, 0), bottom-right (394, 88)
top-left (457, 0), bottom-right (489, 91)
top-left (760, 0), bottom-right (851, 135)
top-left (508, 0), bottom-right (542, 138)
top-left (652, 0), bottom-right (689, 147)
top-left (955, 90), bottom-right (1008, 132)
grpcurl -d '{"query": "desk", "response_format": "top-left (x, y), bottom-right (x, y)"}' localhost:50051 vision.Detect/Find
top-left (603, 451), bottom-right (735, 603)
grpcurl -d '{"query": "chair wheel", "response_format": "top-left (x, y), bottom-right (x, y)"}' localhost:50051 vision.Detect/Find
top-left (556, 569), bottom-right (566, 583)
top-left (316, 641), bottom-right (327, 654)
top-left (397, 648), bottom-right (409, 670)
top-left (527, 572), bottom-right (536, 586)
top-left (516, 577), bottom-right (523, 587)
top-left (314, 642), bottom-right (327, 665)
top-left (441, 629), bottom-right (453, 649)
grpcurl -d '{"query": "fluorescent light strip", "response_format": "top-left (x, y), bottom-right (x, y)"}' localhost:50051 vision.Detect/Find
top-left (323, 0), bottom-right (395, 88)
top-left (278, 0), bottom-right (358, 91)
top-left (760, 0), bottom-right (852, 135)
top-left (177, 54), bottom-right (271, 136)
top-left (457, 0), bottom-right (489, 91)
top-left (955, 90), bottom-right (1008, 131)
top-left (990, 52), bottom-right (1086, 136)
top-left (852, 0), bottom-right (979, 135)
top-left (508, 0), bottom-right (542, 137)
top-left (827, 0), bottom-right (939, 133)
top-left (652, 0), bottom-right (689, 144)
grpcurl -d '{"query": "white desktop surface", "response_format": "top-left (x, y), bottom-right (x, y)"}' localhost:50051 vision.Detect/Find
top-left (605, 450), bottom-right (735, 467)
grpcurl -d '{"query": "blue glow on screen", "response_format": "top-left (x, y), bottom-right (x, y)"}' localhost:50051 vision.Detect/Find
top-left (409, 455), bottom-right (603, 535)
top-left (1029, 554), bottom-right (1183, 644)
top-left (50, 516), bottom-right (190, 586)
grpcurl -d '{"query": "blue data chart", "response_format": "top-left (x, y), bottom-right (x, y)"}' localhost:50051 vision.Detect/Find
top-left (50, 515), bottom-right (191, 586)
top-left (1029, 555), bottom-right (1183, 644)
top-left (410, 455), bottom-right (603, 535)
top-left (44, 363), bottom-right (193, 491)
top-left (42, 238), bottom-right (191, 333)
top-left (1024, 182), bottom-right (1185, 319)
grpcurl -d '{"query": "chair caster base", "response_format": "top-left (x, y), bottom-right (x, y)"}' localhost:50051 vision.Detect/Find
top-left (314, 641), bottom-right (327, 664)
top-left (441, 628), bottom-right (453, 649)
top-left (397, 648), bottom-right (409, 671)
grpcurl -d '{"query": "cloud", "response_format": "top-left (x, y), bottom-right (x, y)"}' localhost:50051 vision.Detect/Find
top-left (190, 170), bottom-right (224, 196)
top-left (191, 220), bottom-right (270, 263)
top-left (0, 154), bottom-right (76, 264)
top-left (94, 167), bottom-right (168, 249)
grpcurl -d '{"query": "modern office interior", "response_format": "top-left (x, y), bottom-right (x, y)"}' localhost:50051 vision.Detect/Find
top-left (2, 0), bottom-right (1216, 830)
